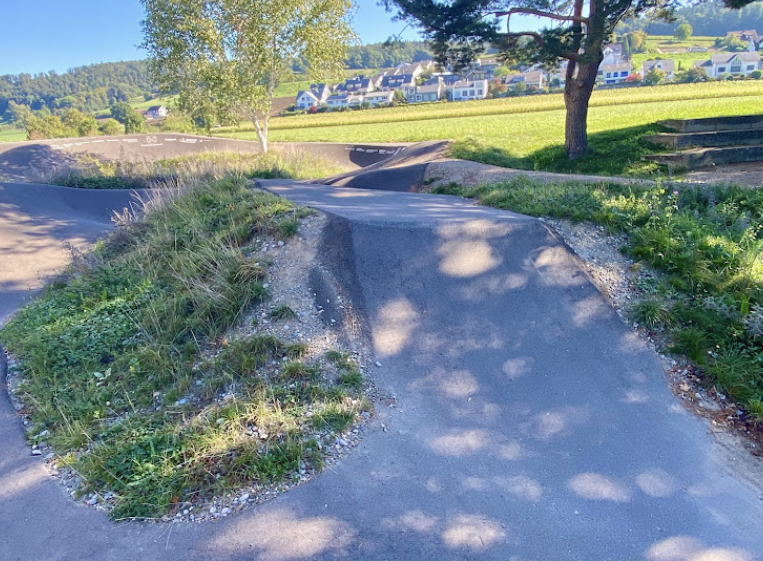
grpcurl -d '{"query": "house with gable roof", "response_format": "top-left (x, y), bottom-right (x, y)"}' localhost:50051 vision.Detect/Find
top-left (504, 70), bottom-right (546, 90)
top-left (379, 73), bottom-right (416, 92)
top-left (641, 59), bottom-right (676, 80)
top-left (598, 61), bottom-right (633, 84)
top-left (295, 84), bottom-right (331, 110)
top-left (693, 52), bottom-right (762, 78)
top-left (726, 30), bottom-right (761, 51)
top-left (449, 79), bottom-right (489, 101)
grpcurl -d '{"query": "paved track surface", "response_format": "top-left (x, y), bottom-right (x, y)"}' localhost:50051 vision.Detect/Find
top-left (2, 152), bottom-right (763, 560)
top-left (0, 135), bottom-right (411, 182)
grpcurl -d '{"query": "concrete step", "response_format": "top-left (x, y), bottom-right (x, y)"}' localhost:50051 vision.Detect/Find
top-left (645, 127), bottom-right (763, 149)
top-left (658, 114), bottom-right (763, 133)
top-left (643, 143), bottom-right (763, 170)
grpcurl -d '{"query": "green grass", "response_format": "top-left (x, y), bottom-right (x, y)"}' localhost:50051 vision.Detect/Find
top-left (0, 127), bottom-right (27, 143)
top-left (29, 149), bottom-right (349, 189)
top-left (0, 174), bottom-right (367, 520)
top-left (273, 81), bottom-right (312, 98)
top-left (437, 177), bottom-right (763, 418)
top-left (216, 81), bottom-right (763, 177)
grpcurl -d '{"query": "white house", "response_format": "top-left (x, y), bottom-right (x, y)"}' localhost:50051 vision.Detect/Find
top-left (598, 61), bottom-right (633, 84)
top-left (449, 80), bottom-right (489, 101)
top-left (693, 52), bottom-right (762, 78)
top-left (295, 84), bottom-right (330, 109)
top-left (601, 43), bottom-right (625, 65)
top-left (144, 105), bottom-right (169, 120)
top-left (641, 59), bottom-right (676, 80)
top-left (325, 94), bottom-right (364, 109)
top-left (363, 91), bottom-right (395, 107)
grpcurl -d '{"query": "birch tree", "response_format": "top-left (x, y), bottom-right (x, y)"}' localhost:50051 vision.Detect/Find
top-left (141, 0), bottom-right (354, 152)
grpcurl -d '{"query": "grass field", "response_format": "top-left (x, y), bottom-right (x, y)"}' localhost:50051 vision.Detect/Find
top-left (216, 81), bottom-right (763, 177)
top-left (0, 127), bottom-right (27, 143)
top-left (643, 35), bottom-right (719, 49)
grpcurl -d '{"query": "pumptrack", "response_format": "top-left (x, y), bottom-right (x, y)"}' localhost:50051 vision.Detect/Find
top-left (1, 136), bottom-right (762, 561)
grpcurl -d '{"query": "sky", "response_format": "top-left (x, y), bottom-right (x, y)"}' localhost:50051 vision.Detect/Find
top-left (0, 1), bottom-right (423, 76)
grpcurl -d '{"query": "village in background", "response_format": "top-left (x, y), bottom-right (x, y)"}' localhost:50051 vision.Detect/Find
top-left (289, 29), bottom-right (763, 113)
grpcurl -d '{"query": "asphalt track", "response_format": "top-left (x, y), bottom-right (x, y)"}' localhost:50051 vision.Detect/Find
top-left (1, 140), bottom-right (763, 560)
top-left (0, 133), bottom-right (411, 182)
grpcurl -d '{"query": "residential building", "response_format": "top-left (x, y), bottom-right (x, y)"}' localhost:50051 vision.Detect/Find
top-left (363, 91), bottom-right (395, 107)
top-left (727, 30), bottom-right (760, 51)
top-left (693, 52), bottom-right (762, 78)
top-left (404, 79), bottom-right (444, 103)
top-left (641, 59), bottom-right (676, 80)
top-left (295, 84), bottom-right (330, 109)
top-left (424, 73), bottom-right (460, 87)
top-left (379, 73), bottom-right (416, 91)
top-left (598, 61), bottom-right (633, 84)
top-left (325, 94), bottom-right (364, 109)
top-left (449, 79), bottom-right (489, 101)
top-left (393, 60), bottom-right (435, 80)
top-left (144, 105), bottom-right (169, 120)
top-left (337, 75), bottom-right (376, 95)
top-left (601, 43), bottom-right (625, 65)
top-left (505, 70), bottom-right (546, 90)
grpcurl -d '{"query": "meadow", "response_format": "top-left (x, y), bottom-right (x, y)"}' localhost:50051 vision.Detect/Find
top-left (0, 127), bottom-right (27, 143)
top-left (216, 81), bottom-right (763, 176)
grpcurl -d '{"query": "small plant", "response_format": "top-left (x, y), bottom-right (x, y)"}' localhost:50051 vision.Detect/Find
top-left (325, 350), bottom-right (356, 371)
top-left (277, 217), bottom-right (300, 238)
top-left (628, 297), bottom-right (674, 329)
top-left (338, 370), bottom-right (364, 389)
top-left (270, 304), bottom-right (297, 320)
top-left (279, 361), bottom-right (320, 381)
top-left (285, 342), bottom-right (308, 359)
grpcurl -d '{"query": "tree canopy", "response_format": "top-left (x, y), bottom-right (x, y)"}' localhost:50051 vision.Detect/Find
top-left (141, 0), bottom-right (355, 152)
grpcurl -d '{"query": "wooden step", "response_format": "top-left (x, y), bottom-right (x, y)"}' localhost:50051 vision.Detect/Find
top-left (645, 128), bottom-right (763, 149)
top-left (658, 114), bottom-right (763, 134)
top-left (643, 144), bottom-right (763, 170)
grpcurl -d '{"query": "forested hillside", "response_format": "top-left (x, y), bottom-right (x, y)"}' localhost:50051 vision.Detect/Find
top-left (618, 0), bottom-right (763, 36)
top-left (0, 61), bottom-right (155, 118)
top-left (345, 41), bottom-right (433, 69)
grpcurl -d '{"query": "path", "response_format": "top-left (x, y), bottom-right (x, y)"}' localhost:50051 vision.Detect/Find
top-left (1, 167), bottom-right (763, 560)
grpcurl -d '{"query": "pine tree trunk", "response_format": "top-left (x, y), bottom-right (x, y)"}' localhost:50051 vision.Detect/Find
top-left (563, 59), bottom-right (600, 160)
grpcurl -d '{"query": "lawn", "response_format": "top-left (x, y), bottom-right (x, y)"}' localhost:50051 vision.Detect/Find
top-left (216, 81), bottom-right (763, 177)
top-left (0, 127), bottom-right (27, 143)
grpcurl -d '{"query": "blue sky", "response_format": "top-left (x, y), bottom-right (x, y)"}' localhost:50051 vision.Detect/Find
top-left (0, 1), bottom-right (421, 76)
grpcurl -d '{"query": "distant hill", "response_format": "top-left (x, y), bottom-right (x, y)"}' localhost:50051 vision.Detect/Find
top-left (0, 61), bottom-right (156, 118)
top-left (617, 0), bottom-right (763, 36)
